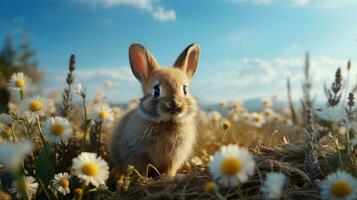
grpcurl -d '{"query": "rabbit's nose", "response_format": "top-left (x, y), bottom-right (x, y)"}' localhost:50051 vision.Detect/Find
top-left (169, 102), bottom-right (180, 109)
top-left (169, 99), bottom-right (180, 109)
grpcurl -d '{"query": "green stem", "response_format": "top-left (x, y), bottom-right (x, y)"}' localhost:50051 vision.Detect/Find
top-left (214, 189), bottom-right (226, 200)
top-left (36, 118), bottom-right (50, 162)
top-left (347, 131), bottom-right (357, 175)
top-left (20, 90), bottom-right (24, 100)
top-left (97, 121), bottom-right (103, 155)
top-left (333, 134), bottom-right (344, 170)
top-left (237, 184), bottom-right (245, 200)
top-left (82, 97), bottom-right (88, 144)
top-left (221, 130), bottom-right (227, 145)
top-left (39, 179), bottom-right (53, 200)
top-left (10, 125), bottom-right (17, 142)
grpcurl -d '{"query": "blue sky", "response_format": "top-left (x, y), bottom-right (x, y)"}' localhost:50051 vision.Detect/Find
top-left (1, 0), bottom-right (357, 104)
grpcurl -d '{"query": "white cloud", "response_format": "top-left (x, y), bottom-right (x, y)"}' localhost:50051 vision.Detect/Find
top-left (231, 0), bottom-right (272, 5)
top-left (152, 6), bottom-right (176, 22)
top-left (293, 0), bottom-right (310, 6)
top-left (74, 0), bottom-right (176, 22)
top-left (229, 0), bottom-right (357, 8)
top-left (193, 55), bottom-right (351, 103)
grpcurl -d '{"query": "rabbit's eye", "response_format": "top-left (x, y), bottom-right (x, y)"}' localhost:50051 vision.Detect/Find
top-left (183, 85), bottom-right (188, 95)
top-left (153, 85), bottom-right (160, 97)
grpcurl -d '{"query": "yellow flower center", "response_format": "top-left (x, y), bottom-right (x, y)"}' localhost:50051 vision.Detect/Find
top-left (254, 116), bottom-right (261, 122)
top-left (17, 181), bottom-right (30, 192)
top-left (51, 124), bottom-right (64, 136)
top-left (204, 181), bottom-right (217, 193)
top-left (222, 120), bottom-right (231, 130)
top-left (220, 157), bottom-right (242, 176)
top-left (15, 79), bottom-right (25, 88)
top-left (98, 111), bottom-right (108, 120)
top-left (59, 178), bottom-right (69, 188)
top-left (331, 181), bottom-right (352, 197)
top-left (81, 163), bottom-right (99, 176)
top-left (28, 100), bottom-right (43, 112)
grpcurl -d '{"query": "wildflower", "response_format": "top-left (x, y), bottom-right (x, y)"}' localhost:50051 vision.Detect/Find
top-left (20, 96), bottom-right (52, 122)
top-left (112, 107), bottom-right (122, 118)
top-left (209, 111), bottom-right (222, 123)
top-left (241, 112), bottom-right (250, 122)
top-left (222, 119), bottom-right (231, 130)
top-left (250, 112), bottom-right (265, 128)
top-left (272, 113), bottom-right (282, 123)
top-left (128, 98), bottom-right (139, 110)
top-left (231, 101), bottom-right (242, 110)
top-left (0, 191), bottom-right (11, 200)
top-left (263, 108), bottom-right (275, 120)
top-left (209, 144), bottom-right (255, 186)
top-left (261, 172), bottom-right (286, 199)
top-left (9, 176), bottom-right (38, 199)
top-left (0, 113), bottom-right (12, 126)
top-left (0, 140), bottom-right (33, 171)
top-left (261, 98), bottom-right (272, 107)
top-left (74, 84), bottom-right (83, 96)
top-left (72, 152), bottom-right (109, 187)
top-left (52, 172), bottom-right (71, 195)
top-left (283, 118), bottom-right (293, 126)
top-left (74, 188), bottom-right (83, 199)
top-left (219, 100), bottom-right (227, 109)
top-left (320, 171), bottom-right (357, 200)
top-left (8, 72), bottom-right (30, 92)
top-left (43, 117), bottom-right (73, 144)
top-left (92, 104), bottom-right (114, 123)
top-left (204, 181), bottom-right (217, 193)
top-left (104, 80), bottom-right (112, 88)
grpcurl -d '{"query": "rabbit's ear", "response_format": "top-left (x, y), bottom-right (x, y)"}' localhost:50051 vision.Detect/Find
top-left (173, 43), bottom-right (200, 79)
top-left (129, 43), bottom-right (159, 83)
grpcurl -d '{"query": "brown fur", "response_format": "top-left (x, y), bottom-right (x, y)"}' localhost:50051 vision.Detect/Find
top-left (110, 43), bottom-right (200, 177)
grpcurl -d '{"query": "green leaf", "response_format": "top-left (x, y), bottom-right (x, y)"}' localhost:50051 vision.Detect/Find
top-left (35, 144), bottom-right (55, 185)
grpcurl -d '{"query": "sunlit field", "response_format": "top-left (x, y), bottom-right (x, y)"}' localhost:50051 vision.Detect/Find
top-left (1, 48), bottom-right (357, 200)
top-left (1, 1), bottom-right (357, 200)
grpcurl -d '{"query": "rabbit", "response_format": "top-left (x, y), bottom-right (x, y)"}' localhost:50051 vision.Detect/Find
top-left (109, 43), bottom-right (200, 177)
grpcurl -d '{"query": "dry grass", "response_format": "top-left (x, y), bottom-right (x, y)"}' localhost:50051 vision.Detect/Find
top-left (113, 142), bottom-right (338, 200)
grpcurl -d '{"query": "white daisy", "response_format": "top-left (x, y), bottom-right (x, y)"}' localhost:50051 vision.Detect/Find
top-left (104, 80), bottom-right (112, 88)
top-left (52, 172), bottom-right (71, 195)
top-left (209, 144), bottom-right (255, 186)
top-left (241, 112), bottom-right (251, 122)
top-left (43, 117), bottom-right (73, 144)
top-left (263, 108), bottom-right (275, 121)
top-left (250, 112), bottom-right (266, 128)
top-left (261, 98), bottom-right (272, 107)
top-left (74, 84), bottom-right (84, 96)
top-left (20, 96), bottom-right (52, 122)
top-left (0, 140), bottom-right (33, 171)
top-left (208, 111), bottom-right (222, 123)
top-left (261, 172), bottom-right (286, 199)
top-left (320, 171), bottom-right (357, 200)
top-left (219, 100), bottom-right (228, 109)
top-left (72, 152), bottom-right (109, 187)
top-left (271, 113), bottom-right (282, 123)
top-left (0, 113), bottom-right (12, 126)
top-left (283, 118), bottom-right (293, 126)
top-left (9, 176), bottom-right (38, 199)
top-left (8, 73), bottom-right (30, 92)
top-left (92, 104), bottom-right (114, 123)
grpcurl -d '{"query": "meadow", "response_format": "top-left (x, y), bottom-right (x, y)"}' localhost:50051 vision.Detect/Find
top-left (0, 52), bottom-right (357, 200)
